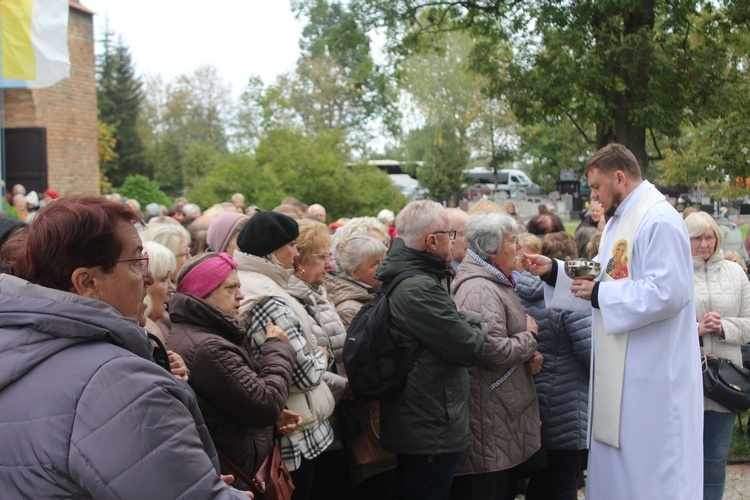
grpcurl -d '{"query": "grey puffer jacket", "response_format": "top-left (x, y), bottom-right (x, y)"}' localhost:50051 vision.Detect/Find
top-left (288, 275), bottom-right (348, 378)
top-left (515, 272), bottom-right (592, 451)
top-left (0, 274), bottom-right (246, 499)
top-left (693, 250), bottom-right (750, 412)
top-left (376, 238), bottom-right (484, 455)
top-left (451, 255), bottom-right (541, 473)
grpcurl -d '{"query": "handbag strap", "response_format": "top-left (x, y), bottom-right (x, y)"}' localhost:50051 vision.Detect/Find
top-left (216, 449), bottom-right (255, 490)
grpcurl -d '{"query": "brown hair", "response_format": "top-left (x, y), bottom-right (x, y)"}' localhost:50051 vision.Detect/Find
top-left (1, 195), bottom-right (142, 291)
top-left (541, 232), bottom-right (578, 261)
top-left (583, 143), bottom-right (642, 179)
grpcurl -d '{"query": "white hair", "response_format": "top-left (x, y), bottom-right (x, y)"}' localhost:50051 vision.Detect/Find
top-left (396, 200), bottom-right (448, 249)
top-left (181, 203), bottom-right (201, 217)
top-left (337, 235), bottom-right (387, 277)
top-left (143, 241), bottom-right (176, 318)
top-left (143, 223), bottom-right (191, 256)
top-left (464, 212), bottom-right (518, 260)
top-left (377, 209), bottom-right (395, 223)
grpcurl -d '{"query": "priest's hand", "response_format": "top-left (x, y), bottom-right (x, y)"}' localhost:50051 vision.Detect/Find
top-left (570, 278), bottom-right (595, 301)
top-left (522, 253), bottom-right (552, 276)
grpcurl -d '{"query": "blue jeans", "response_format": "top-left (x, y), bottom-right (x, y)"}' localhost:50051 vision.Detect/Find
top-left (703, 410), bottom-right (736, 500)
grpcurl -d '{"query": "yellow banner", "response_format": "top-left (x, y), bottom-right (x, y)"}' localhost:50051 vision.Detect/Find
top-left (1, 0), bottom-right (37, 80)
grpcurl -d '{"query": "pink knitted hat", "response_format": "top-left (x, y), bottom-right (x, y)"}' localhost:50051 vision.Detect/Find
top-left (206, 212), bottom-right (249, 253)
top-left (177, 253), bottom-right (238, 298)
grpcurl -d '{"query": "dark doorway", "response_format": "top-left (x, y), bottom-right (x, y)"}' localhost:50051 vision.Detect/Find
top-left (4, 127), bottom-right (49, 194)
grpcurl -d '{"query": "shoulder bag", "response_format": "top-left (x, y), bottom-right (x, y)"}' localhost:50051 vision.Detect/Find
top-left (702, 354), bottom-right (750, 413)
top-left (218, 447), bottom-right (294, 500)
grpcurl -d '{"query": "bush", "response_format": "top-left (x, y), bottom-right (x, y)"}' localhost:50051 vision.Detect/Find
top-left (115, 175), bottom-right (172, 209)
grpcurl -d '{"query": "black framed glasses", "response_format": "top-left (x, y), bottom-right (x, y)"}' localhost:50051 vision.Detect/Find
top-left (432, 230), bottom-right (457, 241)
top-left (117, 251), bottom-right (150, 274)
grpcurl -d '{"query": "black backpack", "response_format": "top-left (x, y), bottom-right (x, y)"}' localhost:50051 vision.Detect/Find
top-left (343, 269), bottom-right (426, 400)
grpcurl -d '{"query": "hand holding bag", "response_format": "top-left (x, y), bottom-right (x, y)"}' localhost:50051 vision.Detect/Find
top-left (702, 354), bottom-right (750, 413)
top-left (218, 446), bottom-right (294, 500)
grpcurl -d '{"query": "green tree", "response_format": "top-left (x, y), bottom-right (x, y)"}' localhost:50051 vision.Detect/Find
top-left (141, 66), bottom-right (233, 196)
top-left (115, 175), bottom-right (172, 209)
top-left (356, 0), bottom-right (750, 176)
top-left (97, 28), bottom-right (146, 186)
top-left (417, 123), bottom-right (470, 201)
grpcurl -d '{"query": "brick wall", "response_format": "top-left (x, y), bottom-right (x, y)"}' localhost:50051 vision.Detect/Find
top-left (3, 1), bottom-right (99, 195)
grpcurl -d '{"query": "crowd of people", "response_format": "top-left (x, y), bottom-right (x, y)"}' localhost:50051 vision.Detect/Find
top-left (0, 143), bottom-right (748, 499)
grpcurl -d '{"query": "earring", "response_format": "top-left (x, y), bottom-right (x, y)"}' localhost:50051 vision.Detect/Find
top-left (301, 268), bottom-right (306, 275)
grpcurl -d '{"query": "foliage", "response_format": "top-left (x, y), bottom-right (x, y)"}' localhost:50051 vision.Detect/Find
top-left (355, 0), bottom-right (750, 177)
top-left (189, 128), bottom-right (405, 219)
top-left (519, 120), bottom-right (594, 191)
top-left (97, 28), bottom-right (146, 186)
top-left (416, 123), bottom-right (470, 201)
top-left (115, 175), bottom-right (172, 209)
top-left (140, 66), bottom-right (233, 196)
top-left (728, 415), bottom-right (750, 462)
top-left (240, 0), bottom-right (401, 153)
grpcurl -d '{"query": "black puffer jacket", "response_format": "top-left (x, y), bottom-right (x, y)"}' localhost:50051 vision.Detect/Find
top-left (515, 272), bottom-right (592, 450)
top-left (376, 238), bottom-right (484, 455)
top-left (167, 292), bottom-right (296, 479)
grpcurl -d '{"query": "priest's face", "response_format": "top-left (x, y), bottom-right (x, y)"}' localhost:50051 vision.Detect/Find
top-left (587, 168), bottom-right (625, 218)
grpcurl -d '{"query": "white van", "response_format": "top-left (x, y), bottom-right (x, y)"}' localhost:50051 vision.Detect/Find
top-left (464, 168), bottom-right (541, 195)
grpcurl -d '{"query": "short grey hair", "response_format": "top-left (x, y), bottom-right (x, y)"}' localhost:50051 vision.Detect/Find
top-left (338, 235), bottom-right (387, 277)
top-left (143, 223), bottom-right (191, 256)
top-left (397, 200), bottom-right (448, 248)
top-left (464, 212), bottom-right (518, 260)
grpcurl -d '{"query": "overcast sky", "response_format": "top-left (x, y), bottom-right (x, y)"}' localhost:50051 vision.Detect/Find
top-left (82, 0), bottom-right (304, 94)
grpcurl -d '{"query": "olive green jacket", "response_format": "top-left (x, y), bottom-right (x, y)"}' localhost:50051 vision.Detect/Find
top-left (376, 238), bottom-right (484, 455)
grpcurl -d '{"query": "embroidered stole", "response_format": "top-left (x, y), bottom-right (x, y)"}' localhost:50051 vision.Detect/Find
top-left (592, 184), bottom-right (665, 448)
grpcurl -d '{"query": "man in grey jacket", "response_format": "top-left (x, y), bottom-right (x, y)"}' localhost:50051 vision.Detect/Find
top-left (376, 200), bottom-right (484, 499)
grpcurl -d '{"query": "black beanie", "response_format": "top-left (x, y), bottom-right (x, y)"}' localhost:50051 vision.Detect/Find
top-left (236, 211), bottom-right (299, 257)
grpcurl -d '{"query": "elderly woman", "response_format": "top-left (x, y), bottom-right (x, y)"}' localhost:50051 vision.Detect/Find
top-left (327, 235), bottom-right (387, 328)
top-left (143, 241), bottom-right (176, 335)
top-left (287, 219), bottom-right (351, 499)
top-left (0, 196), bottom-right (249, 498)
top-left (207, 212), bottom-right (250, 256)
top-left (685, 212), bottom-right (750, 500)
top-left (233, 211), bottom-right (335, 499)
top-left (516, 232), bottom-right (592, 500)
top-left (143, 223), bottom-right (192, 280)
top-left (166, 252), bottom-right (298, 485)
top-left (325, 234), bottom-right (395, 498)
top-left (450, 212), bottom-right (542, 500)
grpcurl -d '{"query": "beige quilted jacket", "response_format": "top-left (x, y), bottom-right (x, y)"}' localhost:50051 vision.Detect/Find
top-left (452, 256), bottom-right (542, 474)
top-left (693, 250), bottom-right (750, 412)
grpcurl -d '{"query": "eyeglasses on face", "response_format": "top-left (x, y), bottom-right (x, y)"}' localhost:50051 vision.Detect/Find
top-left (690, 235), bottom-right (716, 244)
top-left (117, 251), bottom-right (150, 274)
top-left (432, 230), bottom-right (457, 241)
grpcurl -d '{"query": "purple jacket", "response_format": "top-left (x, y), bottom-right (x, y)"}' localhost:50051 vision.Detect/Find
top-left (0, 274), bottom-right (247, 499)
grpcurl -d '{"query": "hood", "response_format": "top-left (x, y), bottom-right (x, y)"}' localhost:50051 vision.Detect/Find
top-left (325, 274), bottom-right (375, 307)
top-left (168, 292), bottom-right (246, 344)
top-left (0, 274), bottom-right (153, 392)
top-left (451, 252), bottom-right (512, 294)
top-left (375, 237), bottom-right (451, 283)
top-left (287, 275), bottom-right (320, 306)
top-left (514, 271), bottom-right (544, 302)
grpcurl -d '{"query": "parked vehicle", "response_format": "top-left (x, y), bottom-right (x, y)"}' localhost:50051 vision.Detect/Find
top-left (464, 168), bottom-right (541, 196)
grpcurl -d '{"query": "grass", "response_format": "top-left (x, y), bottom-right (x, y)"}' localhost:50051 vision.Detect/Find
top-left (729, 413), bottom-right (750, 462)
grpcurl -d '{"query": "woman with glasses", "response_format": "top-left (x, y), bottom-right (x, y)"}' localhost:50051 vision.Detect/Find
top-left (287, 219), bottom-right (351, 499)
top-left (685, 212), bottom-right (750, 500)
top-left (0, 196), bottom-right (250, 498)
top-left (450, 212), bottom-right (543, 500)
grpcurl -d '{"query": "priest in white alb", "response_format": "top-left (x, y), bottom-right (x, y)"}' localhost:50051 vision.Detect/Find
top-left (523, 143), bottom-right (703, 499)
